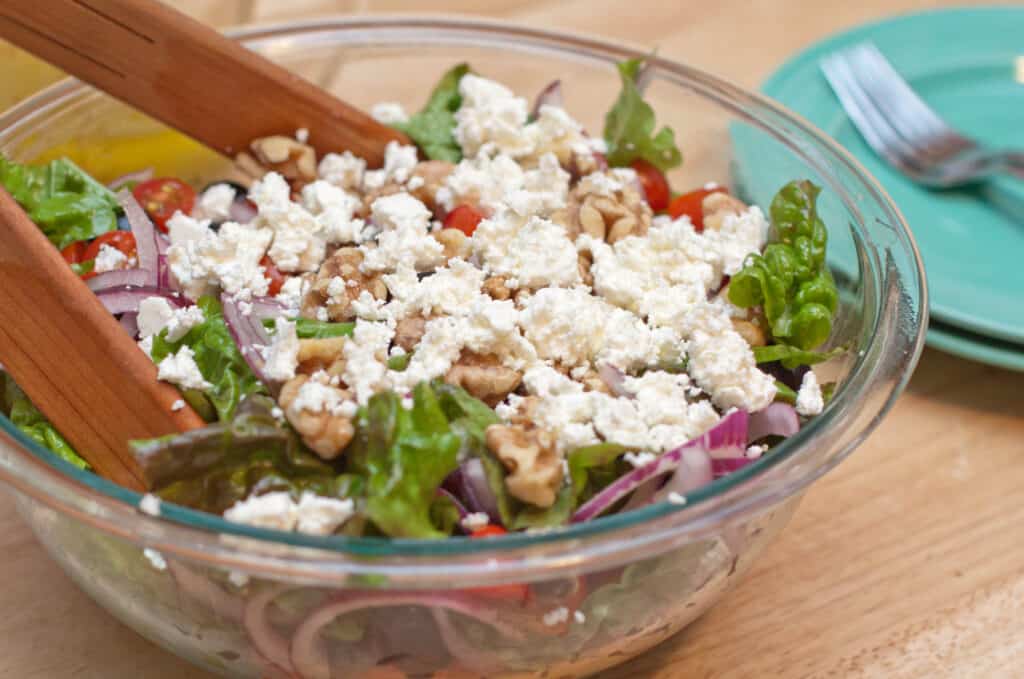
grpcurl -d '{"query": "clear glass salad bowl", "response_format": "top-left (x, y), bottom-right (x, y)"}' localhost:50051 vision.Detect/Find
top-left (0, 17), bottom-right (926, 679)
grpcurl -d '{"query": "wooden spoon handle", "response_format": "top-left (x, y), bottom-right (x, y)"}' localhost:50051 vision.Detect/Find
top-left (0, 0), bottom-right (408, 165)
top-left (0, 189), bottom-right (205, 491)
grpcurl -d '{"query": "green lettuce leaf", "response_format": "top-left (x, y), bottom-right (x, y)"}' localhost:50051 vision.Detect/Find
top-left (568, 442), bottom-right (628, 502)
top-left (603, 58), bottom-right (682, 171)
top-left (133, 396), bottom-right (354, 514)
top-left (392, 63), bottom-right (471, 163)
top-left (346, 383), bottom-right (461, 539)
top-left (150, 296), bottom-right (264, 421)
top-left (2, 375), bottom-right (89, 470)
top-left (0, 154), bottom-right (120, 250)
top-left (263, 318), bottom-right (354, 339)
top-left (753, 344), bottom-right (845, 370)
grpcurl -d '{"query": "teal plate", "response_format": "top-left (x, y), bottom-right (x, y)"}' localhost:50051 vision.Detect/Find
top-left (753, 6), bottom-right (1024, 350)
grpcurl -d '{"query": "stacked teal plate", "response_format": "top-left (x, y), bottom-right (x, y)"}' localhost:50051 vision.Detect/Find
top-left (744, 6), bottom-right (1024, 370)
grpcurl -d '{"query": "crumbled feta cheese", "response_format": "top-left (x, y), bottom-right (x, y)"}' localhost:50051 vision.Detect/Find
top-left (157, 345), bottom-right (210, 391)
top-left (370, 101), bottom-right (409, 125)
top-left (520, 287), bottom-right (610, 367)
top-left (250, 172), bottom-right (327, 273)
top-left (342, 321), bottom-right (394, 405)
top-left (543, 606), bottom-right (570, 627)
top-left (137, 297), bottom-right (174, 338)
top-left (363, 141), bottom-right (418, 190)
top-left (746, 444), bottom-right (766, 459)
top-left (387, 258), bottom-right (485, 319)
top-left (454, 75), bottom-right (532, 158)
top-left (139, 493), bottom-right (162, 516)
top-left (624, 451), bottom-right (657, 468)
top-left (276, 275), bottom-right (310, 313)
top-left (361, 193), bottom-right (444, 273)
top-left (137, 335), bottom-right (154, 358)
top-left (289, 378), bottom-right (347, 415)
top-left (389, 316), bottom-right (464, 395)
top-left (263, 318), bottom-right (300, 382)
top-left (197, 183), bottom-right (236, 221)
top-left (166, 212), bottom-right (212, 247)
top-left (318, 151), bottom-right (365, 191)
top-left (93, 243), bottom-right (129, 273)
top-left (143, 548), bottom-right (167, 571)
top-left (667, 491), bottom-right (687, 505)
top-left (489, 216), bottom-right (580, 289)
top-left (167, 221), bottom-right (272, 299)
top-left (163, 305), bottom-right (205, 342)
top-left (294, 492), bottom-right (355, 535)
top-left (270, 406), bottom-right (284, 420)
top-left (228, 571), bottom-right (250, 588)
top-left (171, 399), bottom-right (185, 412)
top-left (301, 180), bottom-right (366, 245)
top-left (461, 512), bottom-right (490, 532)
top-left (523, 104), bottom-right (591, 166)
top-left (224, 492), bottom-right (297, 531)
top-left (699, 205), bottom-right (769, 276)
top-left (573, 610), bottom-right (586, 624)
top-left (578, 171), bottom-right (624, 198)
top-left (795, 370), bottom-right (825, 416)
top-left (438, 152), bottom-right (525, 212)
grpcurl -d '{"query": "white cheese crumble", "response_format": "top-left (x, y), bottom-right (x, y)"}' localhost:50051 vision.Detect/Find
top-left (166, 212), bottom-right (212, 247)
top-left (163, 305), bottom-right (205, 343)
top-left (624, 451), bottom-right (656, 469)
top-left (454, 75), bottom-right (532, 159)
top-left (157, 346), bottom-right (210, 391)
top-left (143, 548), bottom-right (167, 571)
top-left (542, 606), bottom-right (570, 627)
top-left (139, 493), bottom-right (162, 516)
top-left (481, 216), bottom-right (580, 289)
top-left (263, 318), bottom-right (300, 382)
top-left (167, 221), bottom-right (272, 300)
top-left (250, 172), bottom-right (327, 273)
top-left (137, 297), bottom-right (174, 338)
top-left (197, 183), bottom-right (236, 221)
top-left (223, 491), bottom-right (354, 535)
top-left (370, 102), bottom-right (409, 125)
top-left (362, 141), bottom-right (419, 190)
top-left (361, 193), bottom-right (444, 273)
top-left (667, 491), bottom-right (687, 505)
top-left (228, 571), bottom-right (250, 588)
top-left (795, 370), bottom-right (825, 416)
top-left (573, 610), bottom-right (586, 624)
top-left (171, 399), bottom-right (185, 412)
top-left (295, 127), bottom-right (309, 143)
top-left (93, 243), bottom-right (129, 273)
top-left (318, 151), bottom-right (365, 191)
top-left (461, 512), bottom-right (491, 532)
top-left (301, 180), bottom-right (365, 245)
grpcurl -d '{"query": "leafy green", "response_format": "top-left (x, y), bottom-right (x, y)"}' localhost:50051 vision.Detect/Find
top-left (567, 442), bottom-right (628, 501)
top-left (392, 63), bottom-right (471, 163)
top-left (729, 180), bottom-right (839, 350)
top-left (0, 154), bottom-right (120, 250)
top-left (70, 259), bottom-right (94, 277)
top-left (773, 380), bottom-right (798, 405)
top-left (133, 396), bottom-right (353, 514)
top-left (603, 58), bottom-right (682, 172)
top-left (430, 492), bottom-right (462, 536)
top-left (346, 384), bottom-right (461, 539)
top-left (2, 376), bottom-right (88, 469)
top-left (263, 318), bottom-right (354, 339)
top-left (387, 352), bottom-right (411, 371)
top-left (150, 296), bottom-right (264, 421)
top-left (510, 483), bottom-right (574, 530)
top-left (753, 344), bottom-right (845, 370)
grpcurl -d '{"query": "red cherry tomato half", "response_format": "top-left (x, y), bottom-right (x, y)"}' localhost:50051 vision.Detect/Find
top-left (630, 159), bottom-right (670, 212)
top-left (60, 241), bottom-right (88, 266)
top-left (443, 204), bottom-right (484, 237)
top-left (667, 185), bottom-right (728, 232)
top-left (79, 231), bottom-right (137, 280)
top-left (468, 525), bottom-right (529, 601)
top-left (132, 178), bottom-right (196, 233)
top-left (261, 255), bottom-right (286, 297)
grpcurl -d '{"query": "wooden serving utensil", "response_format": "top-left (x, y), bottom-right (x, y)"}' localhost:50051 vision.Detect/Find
top-left (0, 190), bottom-right (207, 490)
top-left (0, 0), bottom-right (408, 165)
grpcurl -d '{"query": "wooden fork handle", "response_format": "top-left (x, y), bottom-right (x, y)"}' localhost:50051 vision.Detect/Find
top-left (0, 0), bottom-right (408, 166)
top-left (0, 189), bottom-right (206, 491)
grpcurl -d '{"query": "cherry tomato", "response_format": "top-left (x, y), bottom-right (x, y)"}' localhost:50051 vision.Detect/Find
top-left (667, 185), bottom-right (728, 232)
top-left (261, 255), bottom-right (286, 296)
top-left (630, 159), bottom-right (670, 212)
top-left (132, 178), bottom-right (196, 233)
top-left (443, 204), bottom-right (484, 237)
top-left (77, 232), bottom-right (137, 280)
top-left (60, 241), bottom-right (88, 266)
top-left (467, 526), bottom-right (529, 602)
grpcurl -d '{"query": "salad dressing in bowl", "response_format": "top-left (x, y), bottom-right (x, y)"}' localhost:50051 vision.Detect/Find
top-left (0, 17), bottom-right (925, 678)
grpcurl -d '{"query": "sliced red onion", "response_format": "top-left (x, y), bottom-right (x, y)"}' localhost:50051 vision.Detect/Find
top-left (437, 487), bottom-right (469, 521)
top-left (107, 167), bottom-right (153, 191)
top-left (654, 447), bottom-right (714, 502)
top-left (119, 312), bottom-right (139, 339)
top-left (458, 459), bottom-right (501, 524)
top-left (244, 585), bottom-right (299, 676)
top-left (710, 457), bottom-right (752, 478)
top-left (572, 410), bottom-right (749, 523)
top-left (597, 363), bottom-right (629, 397)
top-left (748, 402), bottom-right (800, 442)
top-left (247, 296), bottom-right (288, 322)
top-left (289, 592), bottom-right (524, 679)
top-left (86, 267), bottom-right (152, 292)
top-left (117, 190), bottom-right (160, 286)
top-left (531, 79), bottom-right (564, 118)
top-left (97, 286), bottom-right (186, 315)
top-left (221, 292), bottom-right (277, 391)
top-left (155, 233), bottom-right (170, 255)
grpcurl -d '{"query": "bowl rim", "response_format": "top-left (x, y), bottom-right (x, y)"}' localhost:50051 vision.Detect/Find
top-left (0, 15), bottom-right (927, 581)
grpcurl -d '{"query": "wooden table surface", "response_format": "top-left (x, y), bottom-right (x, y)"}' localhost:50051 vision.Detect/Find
top-left (2, 0), bottom-right (1020, 677)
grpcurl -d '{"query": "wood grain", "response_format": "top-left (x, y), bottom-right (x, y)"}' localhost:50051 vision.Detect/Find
top-left (0, 1), bottom-right (1020, 678)
top-left (0, 189), bottom-right (205, 489)
top-left (0, 0), bottom-right (408, 166)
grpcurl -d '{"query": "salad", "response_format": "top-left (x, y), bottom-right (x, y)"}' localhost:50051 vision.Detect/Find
top-left (0, 59), bottom-right (840, 543)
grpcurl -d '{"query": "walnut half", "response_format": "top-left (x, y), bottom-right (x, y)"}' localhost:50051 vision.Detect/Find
top-left (445, 351), bottom-right (522, 407)
top-left (701, 191), bottom-right (747, 231)
top-left (278, 375), bottom-right (354, 460)
top-left (249, 135), bottom-right (317, 189)
top-left (302, 247), bottom-right (387, 322)
top-left (569, 171), bottom-right (652, 244)
top-left (485, 424), bottom-right (563, 508)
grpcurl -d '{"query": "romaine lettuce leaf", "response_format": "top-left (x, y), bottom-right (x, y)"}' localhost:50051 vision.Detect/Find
top-left (603, 58), bottom-right (682, 171)
top-left (392, 63), bottom-right (471, 163)
top-left (2, 375), bottom-right (89, 470)
top-left (0, 154), bottom-right (120, 250)
top-left (149, 296), bottom-right (264, 421)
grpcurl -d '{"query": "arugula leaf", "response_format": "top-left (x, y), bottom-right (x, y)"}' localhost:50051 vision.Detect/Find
top-left (263, 318), bottom-right (354, 339)
top-left (603, 58), bottom-right (682, 172)
top-left (346, 383), bottom-right (461, 538)
top-left (2, 376), bottom-right (89, 470)
top-left (753, 344), bottom-right (845, 370)
top-left (392, 63), bottom-right (471, 163)
top-left (0, 154), bottom-right (120, 249)
top-left (150, 296), bottom-right (264, 421)
top-left (133, 396), bottom-right (353, 514)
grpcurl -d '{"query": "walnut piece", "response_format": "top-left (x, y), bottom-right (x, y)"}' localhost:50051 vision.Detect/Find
top-left (731, 318), bottom-right (767, 347)
top-left (482, 276), bottom-right (513, 301)
top-left (248, 135), bottom-right (317, 189)
top-left (296, 337), bottom-right (347, 375)
top-left (278, 375), bottom-right (354, 460)
top-left (569, 171), bottom-right (652, 244)
top-left (302, 247), bottom-right (387, 321)
top-left (701, 191), bottom-right (747, 231)
top-left (485, 424), bottom-right (563, 507)
top-left (445, 351), bottom-right (522, 407)
top-left (394, 315), bottom-right (428, 352)
top-left (433, 228), bottom-right (470, 261)
top-left (577, 250), bottom-right (594, 288)
top-left (409, 160), bottom-right (454, 211)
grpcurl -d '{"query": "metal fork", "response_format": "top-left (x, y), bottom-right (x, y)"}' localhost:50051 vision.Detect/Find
top-left (820, 43), bottom-right (1024, 188)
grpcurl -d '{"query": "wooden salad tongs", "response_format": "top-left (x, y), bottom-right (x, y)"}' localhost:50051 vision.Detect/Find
top-left (0, 0), bottom-right (406, 489)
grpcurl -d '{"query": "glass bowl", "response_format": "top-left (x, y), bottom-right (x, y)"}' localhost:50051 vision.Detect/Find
top-left (0, 17), bottom-right (926, 679)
